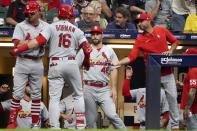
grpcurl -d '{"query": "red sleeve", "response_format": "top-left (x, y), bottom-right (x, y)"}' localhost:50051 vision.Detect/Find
top-left (165, 28), bottom-right (180, 45)
top-left (12, 39), bottom-right (20, 47)
top-left (188, 68), bottom-right (197, 88)
top-left (162, 111), bottom-right (169, 120)
top-left (35, 34), bottom-right (47, 46)
top-left (180, 74), bottom-right (190, 109)
top-left (122, 79), bottom-right (131, 97)
top-left (128, 43), bottom-right (139, 63)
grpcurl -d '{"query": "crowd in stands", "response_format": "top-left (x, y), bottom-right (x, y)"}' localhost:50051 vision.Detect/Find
top-left (0, 0), bottom-right (196, 34)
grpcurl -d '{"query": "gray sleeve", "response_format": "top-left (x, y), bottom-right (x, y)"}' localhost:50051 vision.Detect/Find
top-left (109, 47), bottom-right (119, 70)
top-left (130, 89), bottom-right (137, 99)
top-left (40, 24), bottom-right (51, 41)
top-left (41, 102), bottom-right (49, 121)
top-left (1, 99), bottom-right (11, 111)
top-left (76, 29), bottom-right (87, 46)
top-left (76, 49), bottom-right (85, 67)
top-left (12, 24), bottom-right (24, 40)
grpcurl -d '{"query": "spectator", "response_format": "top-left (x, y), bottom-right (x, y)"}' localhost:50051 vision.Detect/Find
top-left (77, 5), bottom-right (99, 32)
top-left (180, 48), bottom-right (197, 130)
top-left (89, 0), bottom-right (108, 29)
top-left (5, 0), bottom-right (28, 26)
top-left (171, 0), bottom-right (196, 33)
top-left (0, 84), bottom-right (10, 101)
top-left (129, 0), bottom-right (146, 25)
top-left (72, 0), bottom-right (89, 17)
top-left (0, 85), bottom-right (49, 128)
top-left (145, 0), bottom-right (172, 29)
top-left (95, 0), bottom-right (113, 20)
top-left (184, 9), bottom-right (197, 33)
top-left (122, 66), bottom-right (169, 129)
top-left (114, 12), bottom-right (180, 129)
top-left (105, 6), bottom-right (137, 33)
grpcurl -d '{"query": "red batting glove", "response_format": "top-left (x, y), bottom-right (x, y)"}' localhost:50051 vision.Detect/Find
top-left (9, 44), bottom-right (29, 56)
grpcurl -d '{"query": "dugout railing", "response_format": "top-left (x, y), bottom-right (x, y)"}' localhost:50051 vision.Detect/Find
top-left (146, 54), bottom-right (197, 129)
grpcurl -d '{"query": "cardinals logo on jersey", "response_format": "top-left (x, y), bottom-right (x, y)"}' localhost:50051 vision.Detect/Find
top-left (138, 95), bottom-right (145, 108)
top-left (25, 33), bottom-right (31, 40)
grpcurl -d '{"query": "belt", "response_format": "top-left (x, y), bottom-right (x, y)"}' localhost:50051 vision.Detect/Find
top-left (19, 55), bottom-right (42, 60)
top-left (51, 56), bottom-right (75, 61)
top-left (83, 80), bottom-right (108, 88)
top-left (140, 121), bottom-right (145, 126)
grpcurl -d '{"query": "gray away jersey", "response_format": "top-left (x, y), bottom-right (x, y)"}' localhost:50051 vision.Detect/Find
top-left (1, 99), bottom-right (48, 128)
top-left (130, 88), bottom-right (169, 122)
top-left (12, 19), bottom-right (49, 57)
top-left (76, 45), bottom-right (119, 83)
top-left (40, 20), bottom-right (87, 58)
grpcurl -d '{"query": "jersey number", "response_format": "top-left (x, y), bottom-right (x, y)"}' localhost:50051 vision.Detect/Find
top-left (58, 33), bottom-right (71, 48)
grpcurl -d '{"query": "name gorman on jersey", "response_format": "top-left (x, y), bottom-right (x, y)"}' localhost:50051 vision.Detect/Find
top-left (56, 25), bottom-right (76, 33)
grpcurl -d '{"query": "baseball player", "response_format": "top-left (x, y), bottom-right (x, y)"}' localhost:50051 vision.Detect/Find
top-left (9, 4), bottom-right (92, 129)
top-left (180, 48), bottom-right (197, 130)
top-left (59, 94), bottom-right (76, 129)
top-left (0, 85), bottom-right (49, 128)
top-left (114, 12), bottom-right (180, 129)
top-left (123, 66), bottom-right (169, 129)
top-left (76, 26), bottom-right (126, 129)
top-left (7, 1), bottom-right (49, 129)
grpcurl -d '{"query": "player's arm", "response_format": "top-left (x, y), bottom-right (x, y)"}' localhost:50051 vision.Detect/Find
top-left (110, 68), bottom-right (118, 102)
top-left (10, 34), bottom-right (47, 56)
top-left (114, 44), bottom-right (139, 66)
top-left (78, 41), bottom-right (92, 70)
top-left (122, 66), bottom-right (133, 97)
top-left (162, 28), bottom-right (180, 55)
top-left (184, 88), bottom-right (196, 119)
top-left (160, 111), bottom-right (169, 128)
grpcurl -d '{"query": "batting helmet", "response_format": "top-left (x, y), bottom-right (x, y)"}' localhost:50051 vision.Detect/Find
top-left (90, 26), bottom-right (103, 34)
top-left (58, 4), bottom-right (74, 20)
top-left (24, 1), bottom-right (41, 15)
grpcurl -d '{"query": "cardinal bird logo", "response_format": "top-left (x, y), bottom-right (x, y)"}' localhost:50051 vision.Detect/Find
top-left (25, 33), bottom-right (31, 40)
top-left (138, 95), bottom-right (145, 108)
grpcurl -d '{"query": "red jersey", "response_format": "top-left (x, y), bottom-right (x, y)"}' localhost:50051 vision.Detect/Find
top-left (128, 26), bottom-right (180, 75)
top-left (180, 68), bottom-right (197, 114)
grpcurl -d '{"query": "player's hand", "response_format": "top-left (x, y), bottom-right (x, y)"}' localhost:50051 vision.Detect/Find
top-left (0, 84), bottom-right (10, 94)
top-left (183, 109), bottom-right (191, 120)
top-left (9, 48), bottom-right (20, 56)
top-left (112, 61), bottom-right (120, 67)
top-left (162, 50), bottom-right (173, 56)
top-left (110, 88), bottom-right (117, 102)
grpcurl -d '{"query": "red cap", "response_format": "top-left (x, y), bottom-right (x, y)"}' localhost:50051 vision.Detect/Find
top-left (136, 12), bottom-right (152, 20)
top-left (90, 26), bottom-right (103, 33)
top-left (183, 48), bottom-right (197, 54)
top-left (24, 1), bottom-right (41, 15)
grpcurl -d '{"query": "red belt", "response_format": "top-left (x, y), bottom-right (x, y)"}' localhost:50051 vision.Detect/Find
top-left (19, 55), bottom-right (42, 60)
top-left (83, 80), bottom-right (108, 88)
top-left (51, 56), bottom-right (75, 60)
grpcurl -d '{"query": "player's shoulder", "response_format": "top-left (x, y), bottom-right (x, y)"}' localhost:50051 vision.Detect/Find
top-left (103, 45), bottom-right (114, 51)
top-left (39, 19), bottom-right (49, 26)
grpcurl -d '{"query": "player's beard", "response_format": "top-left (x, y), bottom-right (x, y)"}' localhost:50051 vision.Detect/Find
top-left (92, 39), bottom-right (101, 46)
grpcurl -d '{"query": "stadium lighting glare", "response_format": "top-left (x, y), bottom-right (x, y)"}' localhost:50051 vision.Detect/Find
top-left (0, 42), bottom-right (14, 47)
top-left (0, 43), bottom-right (184, 50)
top-left (108, 44), bottom-right (133, 49)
